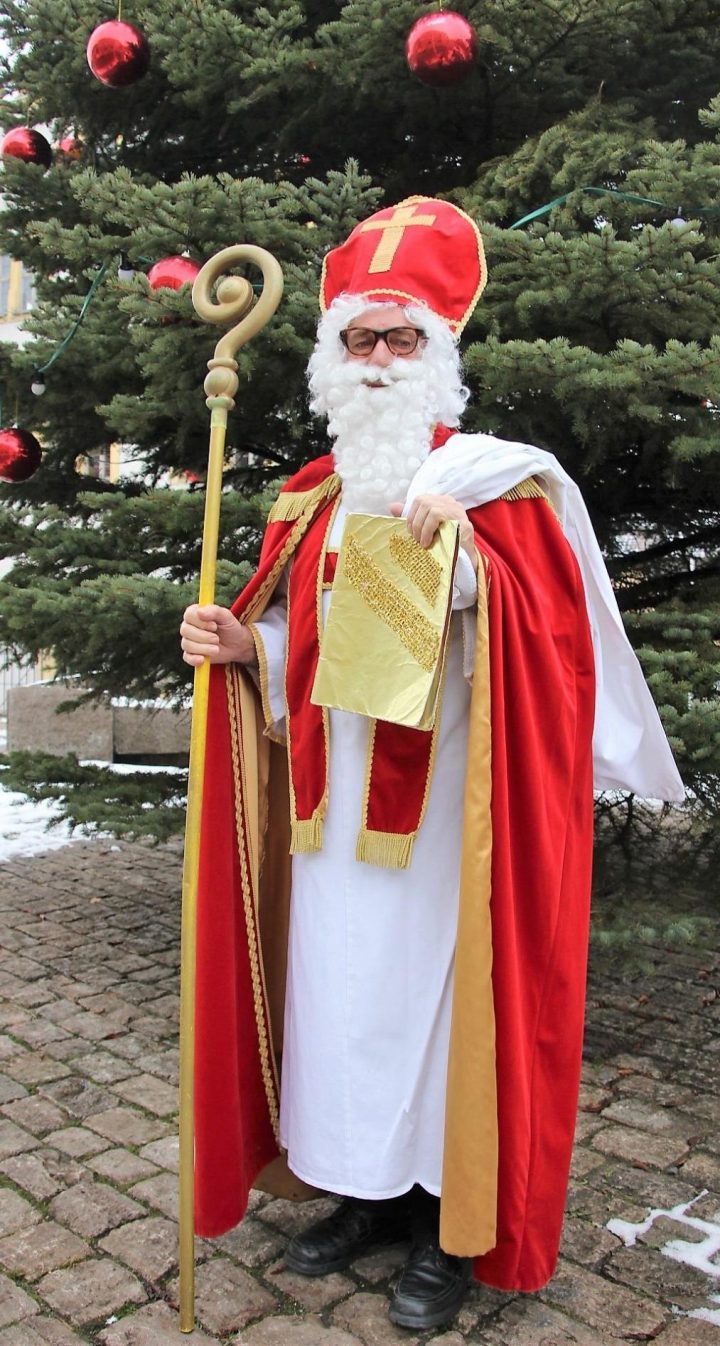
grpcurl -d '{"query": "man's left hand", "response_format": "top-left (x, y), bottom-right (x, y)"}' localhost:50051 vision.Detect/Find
top-left (389, 494), bottom-right (478, 572)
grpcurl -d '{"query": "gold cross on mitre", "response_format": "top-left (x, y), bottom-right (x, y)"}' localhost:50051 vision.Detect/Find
top-left (360, 202), bottom-right (437, 274)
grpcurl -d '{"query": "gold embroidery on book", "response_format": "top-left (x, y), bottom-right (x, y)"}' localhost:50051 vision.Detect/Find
top-left (389, 531), bottom-right (442, 606)
top-left (345, 536), bottom-right (440, 673)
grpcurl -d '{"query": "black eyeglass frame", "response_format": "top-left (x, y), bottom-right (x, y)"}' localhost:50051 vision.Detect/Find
top-left (339, 326), bottom-right (427, 355)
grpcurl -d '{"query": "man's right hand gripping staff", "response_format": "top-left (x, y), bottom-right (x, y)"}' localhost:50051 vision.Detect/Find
top-left (180, 603), bottom-right (257, 667)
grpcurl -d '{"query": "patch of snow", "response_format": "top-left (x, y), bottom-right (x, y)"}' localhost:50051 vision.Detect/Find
top-left (685, 1295), bottom-right (720, 1326)
top-left (78, 760), bottom-right (186, 774)
top-left (608, 1191), bottom-right (720, 1323)
top-left (0, 787), bottom-right (86, 860)
top-left (110, 695), bottom-right (191, 710)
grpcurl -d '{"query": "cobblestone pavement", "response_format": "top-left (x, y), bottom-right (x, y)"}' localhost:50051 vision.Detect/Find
top-left (0, 837), bottom-right (718, 1345)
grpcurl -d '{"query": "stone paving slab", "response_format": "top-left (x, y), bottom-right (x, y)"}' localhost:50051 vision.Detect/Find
top-left (0, 836), bottom-right (717, 1344)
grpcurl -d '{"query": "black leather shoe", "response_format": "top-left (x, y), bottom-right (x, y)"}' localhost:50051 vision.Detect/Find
top-left (284, 1196), bottom-right (411, 1276)
top-left (389, 1239), bottom-right (472, 1329)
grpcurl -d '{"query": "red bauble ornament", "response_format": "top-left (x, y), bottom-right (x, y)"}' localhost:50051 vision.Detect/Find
top-left (1, 127), bottom-right (53, 169)
top-left (0, 429), bottom-right (42, 483)
top-left (147, 256), bottom-right (201, 291)
top-left (405, 11), bottom-right (478, 87)
top-left (86, 20), bottom-right (150, 88)
top-left (57, 135), bottom-right (83, 160)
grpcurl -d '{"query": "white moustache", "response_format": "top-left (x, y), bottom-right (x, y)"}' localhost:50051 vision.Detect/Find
top-left (326, 359), bottom-right (426, 390)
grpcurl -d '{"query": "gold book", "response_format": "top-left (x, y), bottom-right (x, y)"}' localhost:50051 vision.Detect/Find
top-left (310, 513), bottom-right (459, 730)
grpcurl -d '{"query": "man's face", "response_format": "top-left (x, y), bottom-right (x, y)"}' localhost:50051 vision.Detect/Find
top-left (308, 298), bottom-right (463, 513)
top-left (343, 305), bottom-right (426, 377)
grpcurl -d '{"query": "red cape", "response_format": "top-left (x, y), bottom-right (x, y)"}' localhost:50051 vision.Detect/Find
top-left (193, 453), bottom-right (595, 1292)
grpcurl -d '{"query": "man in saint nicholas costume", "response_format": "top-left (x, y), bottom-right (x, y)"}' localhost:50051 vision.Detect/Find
top-left (180, 198), bottom-right (684, 1331)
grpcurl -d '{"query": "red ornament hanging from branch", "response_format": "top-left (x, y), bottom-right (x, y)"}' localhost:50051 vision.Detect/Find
top-left (86, 19), bottom-right (150, 87)
top-left (147, 256), bottom-right (201, 291)
top-left (0, 429), bottom-right (42, 483)
top-left (1, 128), bottom-right (53, 170)
top-left (57, 135), bottom-right (84, 160)
top-left (405, 11), bottom-right (478, 88)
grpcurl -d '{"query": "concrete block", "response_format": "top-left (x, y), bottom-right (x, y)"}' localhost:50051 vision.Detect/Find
top-left (7, 683), bottom-right (113, 759)
top-left (113, 703), bottom-right (190, 756)
top-left (6, 682), bottom-right (190, 761)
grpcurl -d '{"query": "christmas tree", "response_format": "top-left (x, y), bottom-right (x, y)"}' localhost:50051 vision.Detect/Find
top-left (0, 1), bottom-right (718, 919)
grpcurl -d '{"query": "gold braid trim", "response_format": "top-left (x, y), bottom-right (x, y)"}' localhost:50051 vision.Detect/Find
top-left (499, 477), bottom-right (549, 504)
top-left (225, 665), bottom-right (280, 1142)
top-left (246, 621), bottom-right (275, 734)
top-left (267, 473), bottom-right (341, 523)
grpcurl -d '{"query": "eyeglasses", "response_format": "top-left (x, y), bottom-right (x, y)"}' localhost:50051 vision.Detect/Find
top-left (339, 326), bottom-right (426, 357)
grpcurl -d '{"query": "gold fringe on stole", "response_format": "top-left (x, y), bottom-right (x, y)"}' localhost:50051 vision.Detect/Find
top-left (355, 828), bottom-right (413, 870)
top-left (499, 476), bottom-right (548, 503)
top-left (439, 553), bottom-right (498, 1257)
top-left (289, 814), bottom-right (324, 853)
top-left (267, 473), bottom-right (341, 523)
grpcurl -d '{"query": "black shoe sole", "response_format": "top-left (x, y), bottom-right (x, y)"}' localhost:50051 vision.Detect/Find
top-left (388, 1295), bottom-right (467, 1330)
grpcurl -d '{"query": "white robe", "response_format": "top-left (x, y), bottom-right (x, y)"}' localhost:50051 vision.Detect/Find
top-left (252, 503), bottom-right (479, 1197)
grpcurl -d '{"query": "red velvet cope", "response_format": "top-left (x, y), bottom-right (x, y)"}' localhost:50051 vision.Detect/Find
top-left (194, 665), bottom-right (279, 1235)
top-left (468, 497), bottom-right (595, 1291)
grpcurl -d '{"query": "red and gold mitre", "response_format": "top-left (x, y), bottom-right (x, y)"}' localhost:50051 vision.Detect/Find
top-left (319, 195), bottom-right (486, 335)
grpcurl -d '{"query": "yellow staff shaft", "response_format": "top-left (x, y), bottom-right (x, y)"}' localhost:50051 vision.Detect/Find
top-left (178, 407), bottom-right (227, 1332)
top-left (178, 242), bottom-right (283, 1334)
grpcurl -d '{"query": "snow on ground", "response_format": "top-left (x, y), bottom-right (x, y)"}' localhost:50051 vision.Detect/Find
top-left (0, 787), bottom-right (83, 861)
top-left (608, 1191), bottom-right (720, 1324)
top-left (0, 762), bottom-right (186, 862)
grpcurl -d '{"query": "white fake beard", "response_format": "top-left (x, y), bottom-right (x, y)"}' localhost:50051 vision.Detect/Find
top-left (309, 357), bottom-right (443, 515)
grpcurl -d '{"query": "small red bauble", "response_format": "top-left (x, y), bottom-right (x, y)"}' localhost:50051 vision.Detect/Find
top-left (406, 11), bottom-right (478, 87)
top-left (57, 135), bottom-right (83, 160)
top-left (1, 127), bottom-right (53, 169)
top-left (147, 256), bottom-right (201, 291)
top-left (0, 429), bottom-right (42, 483)
top-left (86, 20), bottom-right (150, 88)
